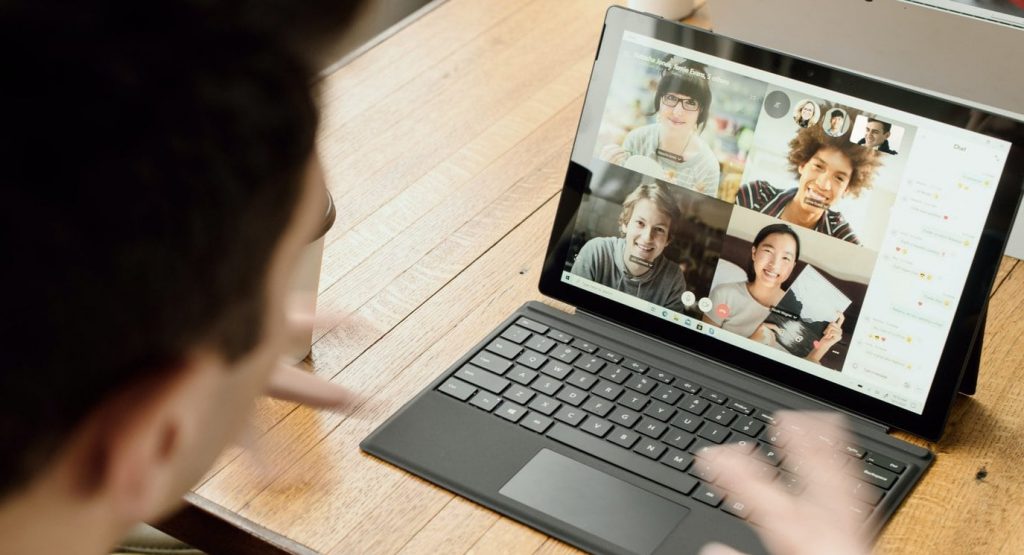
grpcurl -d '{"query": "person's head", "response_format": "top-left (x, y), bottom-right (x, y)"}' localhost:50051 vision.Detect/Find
top-left (618, 183), bottom-right (682, 266)
top-left (746, 224), bottom-right (801, 289)
top-left (828, 110), bottom-right (844, 132)
top-left (653, 58), bottom-right (713, 133)
top-left (796, 100), bottom-right (817, 124)
top-left (1, 0), bottom-right (362, 543)
top-left (787, 119), bottom-right (883, 211)
top-left (863, 118), bottom-right (892, 148)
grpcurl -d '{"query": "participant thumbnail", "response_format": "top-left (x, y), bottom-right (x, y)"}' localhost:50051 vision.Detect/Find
top-left (733, 93), bottom-right (917, 251)
top-left (850, 115), bottom-right (904, 155)
top-left (566, 167), bottom-right (733, 316)
top-left (823, 108), bottom-right (850, 137)
top-left (592, 40), bottom-right (768, 201)
top-left (702, 208), bottom-right (875, 371)
top-left (793, 99), bottom-right (820, 128)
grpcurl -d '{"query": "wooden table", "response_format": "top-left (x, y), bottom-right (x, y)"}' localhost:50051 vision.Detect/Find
top-left (162, 1), bottom-right (1024, 553)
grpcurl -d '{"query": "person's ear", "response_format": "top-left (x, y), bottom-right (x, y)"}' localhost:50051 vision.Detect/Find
top-left (71, 354), bottom-right (220, 523)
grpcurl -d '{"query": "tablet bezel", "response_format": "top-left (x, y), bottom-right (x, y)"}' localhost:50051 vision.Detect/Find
top-left (538, 6), bottom-right (1024, 441)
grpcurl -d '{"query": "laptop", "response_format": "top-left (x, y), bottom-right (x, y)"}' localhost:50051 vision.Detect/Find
top-left (362, 7), bottom-right (1024, 554)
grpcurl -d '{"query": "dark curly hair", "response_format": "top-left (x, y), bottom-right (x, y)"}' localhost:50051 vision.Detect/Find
top-left (787, 107), bottom-right (883, 198)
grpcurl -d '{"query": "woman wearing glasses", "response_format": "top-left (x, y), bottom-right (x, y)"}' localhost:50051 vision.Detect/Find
top-left (600, 58), bottom-right (721, 197)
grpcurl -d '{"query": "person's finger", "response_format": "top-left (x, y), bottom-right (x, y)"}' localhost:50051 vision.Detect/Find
top-left (699, 541), bottom-right (750, 555)
top-left (704, 447), bottom-right (795, 531)
top-left (835, 312), bottom-right (846, 326)
top-left (265, 362), bottom-right (361, 411)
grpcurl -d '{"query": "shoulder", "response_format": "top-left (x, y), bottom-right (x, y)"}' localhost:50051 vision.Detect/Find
top-left (579, 236), bottom-right (618, 256)
top-left (736, 180), bottom-right (778, 208)
top-left (826, 210), bottom-right (861, 245)
top-left (623, 124), bottom-right (657, 146)
top-left (711, 281), bottom-right (747, 301)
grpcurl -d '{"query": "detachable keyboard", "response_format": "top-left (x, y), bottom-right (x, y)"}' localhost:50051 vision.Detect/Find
top-left (436, 316), bottom-right (908, 524)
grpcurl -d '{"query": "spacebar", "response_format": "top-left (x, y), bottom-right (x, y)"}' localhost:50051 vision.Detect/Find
top-left (547, 424), bottom-right (698, 496)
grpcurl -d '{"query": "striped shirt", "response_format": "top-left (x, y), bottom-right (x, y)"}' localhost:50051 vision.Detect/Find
top-left (735, 180), bottom-right (861, 245)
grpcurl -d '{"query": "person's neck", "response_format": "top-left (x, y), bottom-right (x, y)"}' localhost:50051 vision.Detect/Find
top-left (658, 125), bottom-right (692, 155)
top-left (780, 200), bottom-right (823, 229)
top-left (746, 281), bottom-right (780, 307)
top-left (0, 467), bottom-right (128, 555)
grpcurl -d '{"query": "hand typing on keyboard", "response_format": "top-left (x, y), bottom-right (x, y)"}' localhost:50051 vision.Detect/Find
top-left (698, 412), bottom-right (868, 555)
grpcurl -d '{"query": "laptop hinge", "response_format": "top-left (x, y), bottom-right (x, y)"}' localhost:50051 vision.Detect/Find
top-left (574, 308), bottom-right (891, 436)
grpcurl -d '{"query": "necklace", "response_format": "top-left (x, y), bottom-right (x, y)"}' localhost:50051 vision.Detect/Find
top-left (656, 128), bottom-right (693, 164)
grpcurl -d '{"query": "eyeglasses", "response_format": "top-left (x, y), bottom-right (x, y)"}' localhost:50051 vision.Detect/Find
top-left (661, 94), bottom-right (700, 111)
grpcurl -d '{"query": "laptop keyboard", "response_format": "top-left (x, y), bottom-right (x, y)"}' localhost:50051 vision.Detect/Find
top-left (437, 317), bottom-right (906, 524)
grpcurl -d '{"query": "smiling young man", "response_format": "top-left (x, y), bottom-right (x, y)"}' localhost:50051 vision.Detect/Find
top-left (0, 1), bottom-right (363, 553)
top-left (858, 118), bottom-right (899, 154)
top-left (571, 182), bottom-right (687, 312)
top-left (735, 121), bottom-right (882, 245)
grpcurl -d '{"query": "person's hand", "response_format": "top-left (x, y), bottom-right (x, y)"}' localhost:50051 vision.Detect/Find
top-left (751, 322), bottom-right (780, 346)
top-left (808, 313), bottom-right (844, 362)
top-left (698, 411), bottom-right (869, 555)
top-left (599, 144), bottom-right (628, 165)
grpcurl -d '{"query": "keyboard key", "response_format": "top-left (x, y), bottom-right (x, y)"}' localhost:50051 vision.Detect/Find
top-left (680, 394), bottom-right (710, 416)
top-left (516, 350), bottom-right (546, 370)
top-left (761, 426), bottom-right (790, 447)
top-left (643, 400), bottom-right (676, 422)
top-left (540, 360), bottom-right (573, 379)
top-left (699, 388), bottom-right (728, 404)
top-left (546, 329), bottom-right (573, 343)
top-left (754, 443), bottom-right (784, 466)
top-left (660, 448), bottom-right (694, 472)
top-left (652, 384), bottom-right (683, 405)
top-left (597, 349), bottom-right (623, 363)
top-left (727, 400), bottom-right (755, 415)
top-left (619, 392), bottom-right (649, 411)
top-left (635, 417), bottom-right (668, 439)
top-left (572, 339), bottom-right (598, 353)
top-left (633, 438), bottom-right (666, 460)
top-left (516, 317), bottom-right (549, 335)
top-left (688, 460), bottom-right (719, 482)
top-left (846, 461), bottom-right (898, 490)
top-left (598, 365), bottom-right (631, 384)
top-left (504, 384), bottom-right (535, 404)
top-left (608, 406), bottom-right (641, 427)
top-left (697, 422), bottom-right (731, 444)
top-left (455, 365), bottom-right (509, 394)
top-left (573, 355), bottom-right (605, 373)
top-left (625, 374), bottom-right (656, 394)
top-left (754, 409), bottom-right (777, 425)
top-left (864, 452), bottom-right (907, 474)
top-left (438, 377), bottom-right (476, 401)
top-left (608, 427), bottom-right (641, 449)
top-left (840, 442), bottom-right (867, 459)
top-left (621, 358), bottom-right (648, 373)
top-left (731, 417), bottom-right (765, 438)
top-left (528, 394), bottom-right (560, 416)
top-left (485, 338), bottom-right (522, 359)
top-left (722, 498), bottom-right (753, 519)
top-left (547, 424), bottom-right (697, 495)
top-left (566, 370), bottom-right (598, 390)
top-left (725, 437), bottom-right (757, 455)
top-left (554, 406), bottom-right (587, 426)
top-left (778, 471), bottom-right (805, 494)
top-left (500, 325), bottom-right (531, 344)
top-left (582, 396), bottom-right (615, 417)
top-left (495, 402), bottom-right (527, 423)
top-left (507, 366), bottom-right (538, 385)
top-left (552, 345), bottom-right (581, 364)
top-left (846, 500), bottom-right (873, 522)
top-left (670, 413), bottom-right (702, 433)
top-left (530, 375), bottom-right (561, 395)
top-left (707, 407), bottom-right (738, 426)
top-left (688, 438), bottom-right (717, 458)
top-left (555, 385), bottom-right (587, 406)
top-left (593, 381), bottom-right (624, 401)
top-left (580, 417), bottom-right (613, 438)
top-left (646, 368), bottom-right (675, 384)
top-left (524, 334), bottom-right (557, 354)
top-left (677, 380), bottom-right (701, 394)
top-left (469, 391), bottom-right (501, 411)
top-left (470, 353), bottom-right (512, 375)
top-left (851, 481), bottom-right (885, 506)
top-left (662, 428), bottom-right (694, 450)
top-left (520, 413), bottom-right (553, 434)
top-left (692, 483), bottom-right (724, 507)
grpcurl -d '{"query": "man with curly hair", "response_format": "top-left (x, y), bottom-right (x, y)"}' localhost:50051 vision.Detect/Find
top-left (735, 114), bottom-right (883, 245)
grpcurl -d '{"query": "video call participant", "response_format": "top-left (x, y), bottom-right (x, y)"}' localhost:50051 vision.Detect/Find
top-left (599, 58), bottom-right (721, 197)
top-left (793, 100), bottom-right (818, 128)
top-left (824, 109), bottom-right (846, 137)
top-left (858, 118), bottom-right (898, 154)
top-left (735, 122), bottom-right (882, 244)
top-left (571, 183), bottom-right (687, 312)
top-left (703, 224), bottom-right (844, 363)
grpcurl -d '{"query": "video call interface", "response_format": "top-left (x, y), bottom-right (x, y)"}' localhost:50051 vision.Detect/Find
top-left (561, 32), bottom-right (1012, 414)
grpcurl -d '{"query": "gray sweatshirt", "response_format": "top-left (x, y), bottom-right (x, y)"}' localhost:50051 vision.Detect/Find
top-left (570, 236), bottom-right (687, 313)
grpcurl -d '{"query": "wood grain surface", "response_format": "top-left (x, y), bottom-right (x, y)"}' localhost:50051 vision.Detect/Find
top-left (182, 0), bottom-right (1024, 552)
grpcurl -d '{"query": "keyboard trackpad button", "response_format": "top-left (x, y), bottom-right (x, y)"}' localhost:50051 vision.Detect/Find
top-left (499, 449), bottom-right (688, 555)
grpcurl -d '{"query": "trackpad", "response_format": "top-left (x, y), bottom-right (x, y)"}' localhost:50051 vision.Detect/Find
top-left (499, 449), bottom-right (688, 554)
